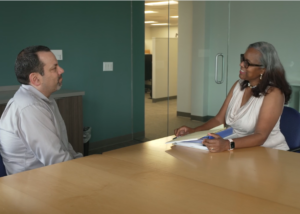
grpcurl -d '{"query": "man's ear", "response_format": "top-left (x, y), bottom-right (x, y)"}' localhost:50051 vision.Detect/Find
top-left (29, 72), bottom-right (41, 87)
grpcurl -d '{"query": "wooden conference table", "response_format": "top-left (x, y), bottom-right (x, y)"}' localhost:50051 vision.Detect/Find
top-left (1, 136), bottom-right (300, 213)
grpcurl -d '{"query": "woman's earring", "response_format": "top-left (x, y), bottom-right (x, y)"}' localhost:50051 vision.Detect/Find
top-left (260, 73), bottom-right (263, 80)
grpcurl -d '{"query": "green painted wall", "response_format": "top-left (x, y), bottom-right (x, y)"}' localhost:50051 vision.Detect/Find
top-left (0, 1), bottom-right (145, 143)
top-left (132, 2), bottom-right (145, 136)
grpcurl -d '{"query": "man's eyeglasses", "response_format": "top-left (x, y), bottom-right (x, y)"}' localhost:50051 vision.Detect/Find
top-left (240, 54), bottom-right (264, 69)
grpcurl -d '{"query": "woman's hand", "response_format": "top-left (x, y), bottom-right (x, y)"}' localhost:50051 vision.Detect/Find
top-left (202, 133), bottom-right (230, 153)
top-left (174, 126), bottom-right (194, 137)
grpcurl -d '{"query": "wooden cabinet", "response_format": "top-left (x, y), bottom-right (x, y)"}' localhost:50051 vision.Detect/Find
top-left (0, 96), bottom-right (83, 154)
top-left (55, 96), bottom-right (83, 153)
top-left (0, 104), bottom-right (6, 116)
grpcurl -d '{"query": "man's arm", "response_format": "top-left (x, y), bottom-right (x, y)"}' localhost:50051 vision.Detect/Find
top-left (67, 143), bottom-right (83, 159)
top-left (19, 104), bottom-right (76, 166)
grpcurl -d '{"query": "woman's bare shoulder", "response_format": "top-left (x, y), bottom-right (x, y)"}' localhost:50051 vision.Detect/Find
top-left (266, 86), bottom-right (282, 95)
top-left (264, 87), bottom-right (284, 104)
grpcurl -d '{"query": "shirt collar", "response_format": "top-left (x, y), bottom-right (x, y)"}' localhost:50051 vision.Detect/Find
top-left (21, 84), bottom-right (51, 102)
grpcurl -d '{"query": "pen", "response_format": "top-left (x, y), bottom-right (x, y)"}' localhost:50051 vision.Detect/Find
top-left (200, 135), bottom-right (214, 147)
top-left (199, 135), bottom-right (214, 140)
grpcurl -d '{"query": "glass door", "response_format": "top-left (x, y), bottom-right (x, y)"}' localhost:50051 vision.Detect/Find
top-left (168, 1), bottom-right (230, 136)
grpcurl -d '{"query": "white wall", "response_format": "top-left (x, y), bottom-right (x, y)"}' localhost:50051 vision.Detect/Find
top-left (145, 26), bottom-right (178, 54)
top-left (169, 38), bottom-right (178, 98)
top-left (177, 1), bottom-right (192, 114)
top-left (150, 26), bottom-right (178, 38)
top-left (152, 38), bottom-right (178, 99)
top-left (145, 26), bottom-right (152, 53)
top-left (177, 1), bottom-right (208, 116)
top-left (177, 1), bottom-right (229, 117)
top-left (190, 1), bottom-right (209, 117)
top-left (145, 25), bottom-right (178, 100)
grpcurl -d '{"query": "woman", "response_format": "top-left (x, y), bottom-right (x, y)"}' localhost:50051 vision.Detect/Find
top-left (174, 42), bottom-right (291, 152)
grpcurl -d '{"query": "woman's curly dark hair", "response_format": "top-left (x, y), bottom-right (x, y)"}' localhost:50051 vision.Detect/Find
top-left (240, 42), bottom-right (291, 104)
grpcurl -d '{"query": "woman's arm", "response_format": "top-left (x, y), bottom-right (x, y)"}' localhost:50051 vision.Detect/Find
top-left (203, 87), bottom-right (285, 152)
top-left (174, 81), bottom-right (239, 136)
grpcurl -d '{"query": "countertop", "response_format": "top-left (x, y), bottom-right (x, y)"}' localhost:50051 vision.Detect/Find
top-left (1, 138), bottom-right (300, 213)
top-left (0, 85), bottom-right (85, 105)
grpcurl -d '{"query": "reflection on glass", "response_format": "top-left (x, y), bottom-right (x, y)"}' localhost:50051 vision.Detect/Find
top-left (144, 1), bottom-right (178, 140)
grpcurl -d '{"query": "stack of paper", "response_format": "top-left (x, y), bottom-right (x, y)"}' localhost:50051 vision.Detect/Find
top-left (167, 125), bottom-right (235, 150)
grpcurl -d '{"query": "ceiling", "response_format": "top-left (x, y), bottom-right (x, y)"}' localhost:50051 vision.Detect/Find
top-left (145, 1), bottom-right (178, 26)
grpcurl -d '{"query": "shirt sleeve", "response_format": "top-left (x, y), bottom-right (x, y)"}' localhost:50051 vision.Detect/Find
top-left (68, 142), bottom-right (83, 159)
top-left (18, 104), bottom-right (76, 166)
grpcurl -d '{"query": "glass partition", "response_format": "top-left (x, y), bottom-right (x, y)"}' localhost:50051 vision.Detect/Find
top-left (143, 1), bottom-right (172, 140)
top-left (168, 1), bottom-right (300, 139)
top-left (168, 1), bottom-right (230, 136)
top-left (140, 1), bottom-right (300, 143)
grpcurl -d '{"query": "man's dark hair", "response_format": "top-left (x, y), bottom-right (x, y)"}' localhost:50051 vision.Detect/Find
top-left (15, 45), bottom-right (51, 85)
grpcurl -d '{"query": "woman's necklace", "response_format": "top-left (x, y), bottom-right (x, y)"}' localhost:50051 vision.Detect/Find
top-left (248, 82), bottom-right (257, 88)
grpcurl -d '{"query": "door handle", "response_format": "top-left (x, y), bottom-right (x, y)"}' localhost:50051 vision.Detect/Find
top-left (215, 53), bottom-right (225, 84)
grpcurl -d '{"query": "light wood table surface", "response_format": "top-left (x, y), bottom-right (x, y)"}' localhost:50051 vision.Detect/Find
top-left (1, 136), bottom-right (300, 213)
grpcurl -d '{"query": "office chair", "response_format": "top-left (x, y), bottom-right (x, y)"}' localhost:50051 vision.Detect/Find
top-left (0, 153), bottom-right (7, 177)
top-left (280, 106), bottom-right (300, 152)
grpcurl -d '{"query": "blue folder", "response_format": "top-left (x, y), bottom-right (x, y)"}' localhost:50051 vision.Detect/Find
top-left (182, 127), bottom-right (233, 143)
top-left (204, 127), bottom-right (233, 139)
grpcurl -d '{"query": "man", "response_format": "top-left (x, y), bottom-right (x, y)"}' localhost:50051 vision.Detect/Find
top-left (0, 46), bottom-right (82, 175)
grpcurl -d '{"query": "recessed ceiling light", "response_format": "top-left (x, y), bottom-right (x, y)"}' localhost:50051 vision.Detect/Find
top-left (151, 23), bottom-right (169, 26)
top-left (170, 16), bottom-right (178, 18)
top-left (145, 21), bottom-right (158, 24)
top-left (145, 1), bottom-right (178, 6)
top-left (145, 11), bottom-right (158, 14)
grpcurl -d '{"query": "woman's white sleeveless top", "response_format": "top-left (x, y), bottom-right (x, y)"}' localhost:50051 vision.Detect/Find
top-left (225, 80), bottom-right (289, 150)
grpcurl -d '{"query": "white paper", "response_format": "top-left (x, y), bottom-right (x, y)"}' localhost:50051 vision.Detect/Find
top-left (173, 142), bottom-right (208, 150)
top-left (166, 124), bottom-right (225, 144)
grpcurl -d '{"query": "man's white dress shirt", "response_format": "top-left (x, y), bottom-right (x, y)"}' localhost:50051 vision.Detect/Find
top-left (0, 85), bottom-right (82, 175)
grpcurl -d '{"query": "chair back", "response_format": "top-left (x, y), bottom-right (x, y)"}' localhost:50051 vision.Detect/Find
top-left (280, 106), bottom-right (300, 150)
top-left (0, 153), bottom-right (7, 177)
